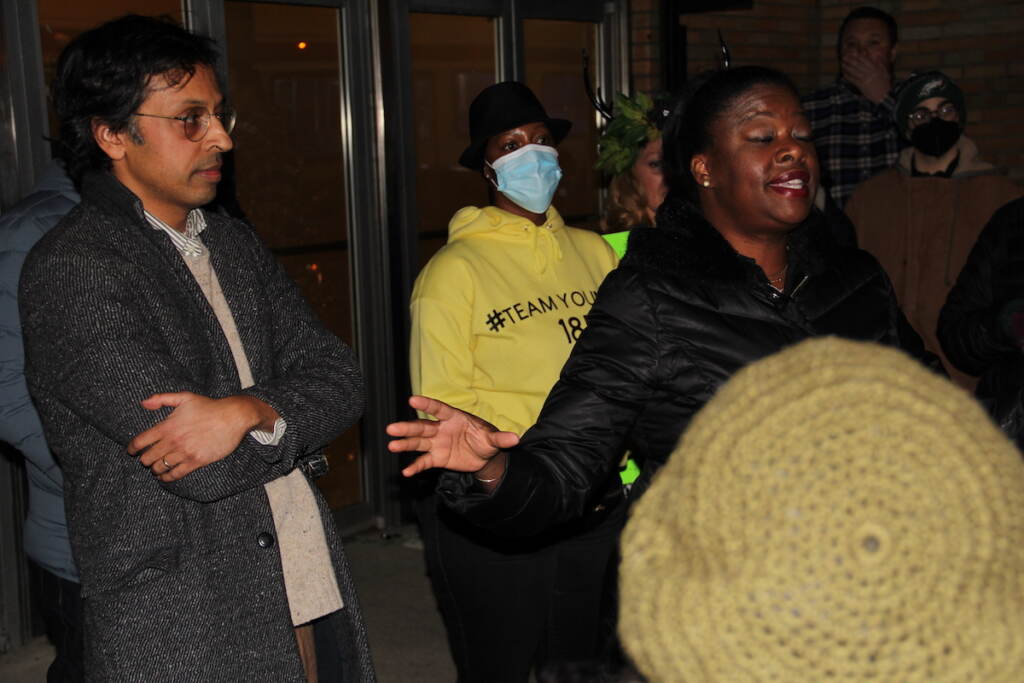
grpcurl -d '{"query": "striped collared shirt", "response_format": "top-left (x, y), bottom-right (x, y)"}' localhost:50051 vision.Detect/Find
top-left (144, 208), bottom-right (207, 257)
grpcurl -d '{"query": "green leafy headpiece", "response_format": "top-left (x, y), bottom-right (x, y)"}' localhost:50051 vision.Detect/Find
top-left (596, 92), bottom-right (665, 176)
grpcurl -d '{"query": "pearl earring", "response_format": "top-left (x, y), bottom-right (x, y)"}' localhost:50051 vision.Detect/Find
top-left (702, 179), bottom-right (711, 188)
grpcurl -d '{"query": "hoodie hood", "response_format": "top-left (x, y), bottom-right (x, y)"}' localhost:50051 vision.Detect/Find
top-left (447, 204), bottom-right (566, 273)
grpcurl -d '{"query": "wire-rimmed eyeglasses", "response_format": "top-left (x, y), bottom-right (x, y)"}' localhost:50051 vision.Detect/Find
top-left (132, 106), bottom-right (237, 141)
top-left (908, 102), bottom-right (958, 126)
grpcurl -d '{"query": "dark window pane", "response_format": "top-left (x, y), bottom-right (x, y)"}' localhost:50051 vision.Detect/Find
top-left (523, 19), bottom-right (601, 230)
top-left (225, 1), bottom-right (361, 510)
top-left (410, 13), bottom-right (496, 268)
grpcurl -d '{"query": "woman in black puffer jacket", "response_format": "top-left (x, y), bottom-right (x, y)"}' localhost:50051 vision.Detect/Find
top-left (389, 66), bottom-right (940, 537)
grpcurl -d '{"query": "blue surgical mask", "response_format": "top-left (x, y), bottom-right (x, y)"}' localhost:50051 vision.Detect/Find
top-left (487, 144), bottom-right (563, 214)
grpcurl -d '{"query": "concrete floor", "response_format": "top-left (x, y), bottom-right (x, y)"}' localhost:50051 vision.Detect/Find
top-left (346, 526), bottom-right (456, 681)
top-left (0, 525), bottom-right (456, 682)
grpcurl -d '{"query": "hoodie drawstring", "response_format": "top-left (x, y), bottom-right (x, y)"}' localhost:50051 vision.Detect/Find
top-left (531, 224), bottom-right (563, 273)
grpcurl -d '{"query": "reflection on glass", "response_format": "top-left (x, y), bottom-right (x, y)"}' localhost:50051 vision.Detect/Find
top-left (225, 2), bottom-right (348, 252)
top-left (38, 0), bottom-right (183, 135)
top-left (410, 13), bottom-right (497, 267)
top-left (524, 19), bottom-right (601, 231)
top-left (225, 1), bottom-right (361, 510)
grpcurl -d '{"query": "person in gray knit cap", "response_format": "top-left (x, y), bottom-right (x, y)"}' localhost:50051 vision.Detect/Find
top-left (19, 15), bottom-right (373, 681)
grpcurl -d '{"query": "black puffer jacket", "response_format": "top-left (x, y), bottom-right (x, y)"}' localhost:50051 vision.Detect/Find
top-left (938, 197), bottom-right (1024, 445)
top-left (440, 195), bottom-right (940, 536)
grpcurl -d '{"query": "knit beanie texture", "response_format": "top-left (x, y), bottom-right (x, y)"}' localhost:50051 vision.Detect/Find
top-left (619, 337), bottom-right (1024, 682)
top-left (894, 70), bottom-right (966, 139)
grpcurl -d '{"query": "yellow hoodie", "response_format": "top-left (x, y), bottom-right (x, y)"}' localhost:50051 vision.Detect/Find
top-left (410, 205), bottom-right (618, 434)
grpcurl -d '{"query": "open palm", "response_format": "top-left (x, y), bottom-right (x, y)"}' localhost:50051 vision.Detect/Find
top-left (386, 396), bottom-right (520, 477)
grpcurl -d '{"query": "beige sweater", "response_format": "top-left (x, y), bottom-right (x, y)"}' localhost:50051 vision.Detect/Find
top-left (182, 248), bottom-right (343, 626)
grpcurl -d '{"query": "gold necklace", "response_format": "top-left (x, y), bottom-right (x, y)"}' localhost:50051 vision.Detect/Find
top-left (767, 265), bottom-right (788, 291)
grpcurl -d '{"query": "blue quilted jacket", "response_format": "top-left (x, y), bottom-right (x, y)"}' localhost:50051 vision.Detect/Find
top-left (0, 161), bottom-right (79, 581)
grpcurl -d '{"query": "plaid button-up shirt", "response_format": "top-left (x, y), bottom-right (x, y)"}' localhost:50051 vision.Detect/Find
top-left (802, 78), bottom-right (905, 209)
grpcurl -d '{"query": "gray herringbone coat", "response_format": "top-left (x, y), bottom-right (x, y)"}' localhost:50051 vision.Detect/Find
top-left (19, 172), bottom-right (375, 682)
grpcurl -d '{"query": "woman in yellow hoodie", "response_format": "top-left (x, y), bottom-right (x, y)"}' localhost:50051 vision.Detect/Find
top-left (409, 82), bottom-right (620, 682)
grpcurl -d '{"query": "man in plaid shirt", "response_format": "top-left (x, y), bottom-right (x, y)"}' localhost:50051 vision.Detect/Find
top-left (802, 7), bottom-right (904, 209)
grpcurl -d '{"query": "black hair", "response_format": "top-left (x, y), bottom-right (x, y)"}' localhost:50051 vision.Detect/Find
top-left (838, 6), bottom-right (899, 49)
top-left (52, 14), bottom-right (220, 186)
top-left (661, 66), bottom-right (800, 203)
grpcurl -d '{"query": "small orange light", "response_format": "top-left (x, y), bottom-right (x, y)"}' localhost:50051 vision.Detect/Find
top-left (297, 41), bottom-right (308, 50)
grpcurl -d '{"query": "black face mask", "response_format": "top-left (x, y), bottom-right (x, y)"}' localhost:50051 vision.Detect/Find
top-left (910, 119), bottom-right (961, 158)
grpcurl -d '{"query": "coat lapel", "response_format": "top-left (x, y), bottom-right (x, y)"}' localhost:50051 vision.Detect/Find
top-left (84, 173), bottom-right (268, 389)
top-left (202, 214), bottom-right (268, 383)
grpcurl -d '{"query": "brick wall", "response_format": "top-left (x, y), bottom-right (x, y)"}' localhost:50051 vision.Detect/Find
top-left (628, 0), bottom-right (1024, 181)
top-left (630, 0), bottom-right (661, 94)
top-left (677, 0), bottom-right (822, 94)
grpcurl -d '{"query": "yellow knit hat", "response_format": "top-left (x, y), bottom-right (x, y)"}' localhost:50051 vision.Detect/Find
top-left (619, 337), bottom-right (1024, 682)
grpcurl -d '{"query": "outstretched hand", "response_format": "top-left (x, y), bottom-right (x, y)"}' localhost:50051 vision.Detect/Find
top-left (386, 396), bottom-right (520, 478)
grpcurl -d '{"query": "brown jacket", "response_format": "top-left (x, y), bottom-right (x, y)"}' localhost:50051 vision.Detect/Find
top-left (846, 136), bottom-right (1020, 388)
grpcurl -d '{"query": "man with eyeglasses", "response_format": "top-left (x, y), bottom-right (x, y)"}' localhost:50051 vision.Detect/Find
top-left (18, 15), bottom-right (375, 681)
top-left (845, 71), bottom-right (1020, 388)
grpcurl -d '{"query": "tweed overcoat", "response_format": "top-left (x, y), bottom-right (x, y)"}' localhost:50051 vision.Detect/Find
top-left (19, 172), bottom-right (375, 682)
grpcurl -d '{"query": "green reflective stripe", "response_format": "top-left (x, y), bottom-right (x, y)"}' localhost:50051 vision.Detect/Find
top-left (619, 456), bottom-right (641, 485)
top-left (603, 231), bottom-right (629, 259)
top-left (605, 230), bottom-right (634, 484)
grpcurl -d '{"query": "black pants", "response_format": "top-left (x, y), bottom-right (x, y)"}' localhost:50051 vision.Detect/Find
top-left (31, 562), bottom-right (84, 683)
top-left (418, 497), bottom-right (624, 683)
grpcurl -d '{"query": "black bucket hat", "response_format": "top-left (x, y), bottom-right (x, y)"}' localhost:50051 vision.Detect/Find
top-left (458, 81), bottom-right (572, 171)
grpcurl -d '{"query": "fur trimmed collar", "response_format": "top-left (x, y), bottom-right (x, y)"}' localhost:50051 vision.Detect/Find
top-left (623, 193), bottom-right (835, 283)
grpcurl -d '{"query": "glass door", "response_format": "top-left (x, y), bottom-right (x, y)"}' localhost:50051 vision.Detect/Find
top-left (523, 18), bottom-right (601, 230)
top-left (222, 1), bottom-right (363, 513)
top-left (410, 12), bottom-right (497, 267)
top-left (387, 0), bottom-right (625, 288)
